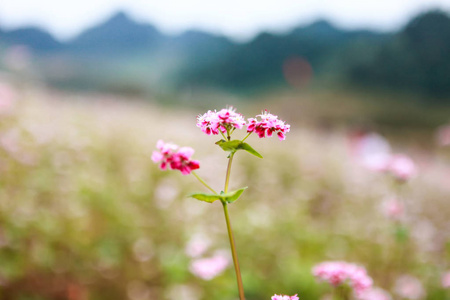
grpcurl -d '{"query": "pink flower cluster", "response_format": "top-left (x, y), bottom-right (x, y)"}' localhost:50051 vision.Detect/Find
top-left (394, 275), bottom-right (425, 300)
top-left (442, 271), bottom-right (450, 288)
top-left (189, 253), bottom-right (230, 280)
top-left (386, 154), bottom-right (416, 181)
top-left (151, 140), bottom-right (200, 175)
top-left (382, 197), bottom-right (404, 220)
top-left (197, 107), bottom-right (290, 140)
top-left (271, 294), bottom-right (299, 300)
top-left (436, 125), bottom-right (450, 147)
top-left (247, 110), bottom-right (290, 140)
top-left (0, 81), bottom-right (17, 114)
top-left (312, 261), bottom-right (373, 296)
top-left (196, 107), bottom-right (246, 135)
top-left (359, 287), bottom-right (392, 300)
top-left (365, 154), bottom-right (416, 181)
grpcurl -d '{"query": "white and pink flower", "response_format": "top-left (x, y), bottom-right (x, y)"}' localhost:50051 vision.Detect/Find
top-left (196, 107), bottom-right (245, 136)
top-left (185, 235), bottom-right (211, 258)
top-left (382, 197), bottom-right (404, 220)
top-left (394, 275), bottom-right (425, 300)
top-left (151, 140), bottom-right (200, 175)
top-left (0, 81), bottom-right (17, 114)
top-left (271, 294), bottom-right (299, 300)
top-left (436, 125), bottom-right (450, 147)
top-left (388, 154), bottom-right (416, 181)
top-left (359, 287), bottom-right (392, 300)
top-left (312, 261), bottom-right (373, 296)
top-left (247, 110), bottom-right (290, 140)
top-left (189, 253), bottom-right (230, 280)
top-left (442, 271), bottom-right (450, 289)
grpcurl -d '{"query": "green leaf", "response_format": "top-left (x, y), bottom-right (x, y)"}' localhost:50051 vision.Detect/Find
top-left (237, 143), bottom-right (263, 158)
top-left (188, 187), bottom-right (248, 204)
top-left (215, 139), bottom-right (241, 152)
top-left (188, 193), bottom-right (222, 203)
top-left (222, 187), bottom-right (248, 203)
top-left (215, 139), bottom-right (262, 158)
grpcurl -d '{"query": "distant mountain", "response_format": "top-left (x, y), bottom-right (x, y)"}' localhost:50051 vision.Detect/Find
top-left (1, 9), bottom-right (449, 100)
top-left (68, 11), bottom-right (163, 55)
top-left (348, 10), bottom-right (450, 100)
top-left (291, 20), bottom-right (345, 39)
top-left (0, 27), bottom-right (62, 52)
top-left (178, 20), bottom-right (388, 89)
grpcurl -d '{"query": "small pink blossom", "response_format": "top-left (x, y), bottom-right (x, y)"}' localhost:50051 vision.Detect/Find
top-left (247, 110), bottom-right (290, 140)
top-left (363, 152), bottom-right (416, 182)
top-left (382, 198), bottom-right (404, 220)
top-left (0, 82), bottom-right (17, 114)
top-left (388, 155), bottom-right (416, 181)
top-left (394, 275), bottom-right (425, 300)
top-left (197, 110), bottom-right (221, 135)
top-left (185, 235), bottom-right (211, 258)
top-left (196, 107), bottom-right (245, 136)
top-left (359, 288), bottom-right (392, 300)
top-left (436, 125), bottom-right (450, 147)
top-left (349, 132), bottom-right (391, 171)
top-left (271, 294), bottom-right (299, 300)
top-left (189, 254), bottom-right (229, 280)
top-left (442, 271), bottom-right (450, 288)
top-left (151, 140), bottom-right (200, 175)
top-left (312, 261), bottom-right (373, 296)
top-left (216, 107), bottom-right (246, 130)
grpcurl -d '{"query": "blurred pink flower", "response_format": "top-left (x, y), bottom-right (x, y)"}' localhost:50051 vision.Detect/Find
top-left (436, 125), bottom-right (450, 147)
top-left (247, 110), bottom-right (290, 140)
top-left (354, 133), bottom-right (391, 172)
top-left (359, 287), bottom-right (392, 300)
top-left (394, 275), bottom-right (425, 300)
top-left (151, 140), bottom-right (200, 175)
top-left (185, 235), bottom-right (211, 258)
top-left (312, 261), bottom-right (373, 296)
top-left (442, 271), bottom-right (450, 288)
top-left (271, 294), bottom-right (299, 300)
top-left (189, 254), bottom-right (229, 280)
top-left (388, 155), bottom-right (416, 181)
top-left (196, 107), bottom-right (245, 136)
top-left (382, 198), bottom-right (404, 220)
top-left (362, 153), bottom-right (416, 182)
top-left (350, 133), bottom-right (416, 181)
top-left (0, 129), bottom-right (20, 154)
top-left (350, 132), bottom-right (391, 169)
top-left (0, 82), bottom-right (17, 114)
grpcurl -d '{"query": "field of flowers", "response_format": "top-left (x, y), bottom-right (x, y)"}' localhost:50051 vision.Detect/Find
top-left (0, 81), bottom-right (449, 300)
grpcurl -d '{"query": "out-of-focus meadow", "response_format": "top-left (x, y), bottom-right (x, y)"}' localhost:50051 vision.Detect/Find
top-left (0, 81), bottom-right (449, 299)
top-left (1, 6), bottom-right (450, 300)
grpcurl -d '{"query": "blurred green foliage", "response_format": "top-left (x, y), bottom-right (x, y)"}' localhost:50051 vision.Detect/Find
top-left (0, 89), bottom-right (448, 299)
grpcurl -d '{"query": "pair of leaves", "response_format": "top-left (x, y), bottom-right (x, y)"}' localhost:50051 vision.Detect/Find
top-left (215, 140), bottom-right (263, 158)
top-left (189, 187), bottom-right (248, 204)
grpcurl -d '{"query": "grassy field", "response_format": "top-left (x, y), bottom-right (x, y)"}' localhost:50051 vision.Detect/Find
top-left (0, 83), bottom-right (449, 300)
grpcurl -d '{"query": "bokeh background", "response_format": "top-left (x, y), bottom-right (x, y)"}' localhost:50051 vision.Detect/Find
top-left (0, 1), bottom-right (450, 299)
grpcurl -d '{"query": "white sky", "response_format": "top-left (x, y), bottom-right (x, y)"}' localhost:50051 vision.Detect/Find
top-left (1, 0), bottom-right (450, 41)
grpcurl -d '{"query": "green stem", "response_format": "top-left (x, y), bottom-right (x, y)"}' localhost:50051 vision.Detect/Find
top-left (224, 153), bottom-right (235, 193)
top-left (220, 130), bottom-right (227, 140)
top-left (192, 171), bottom-right (218, 194)
top-left (222, 152), bottom-right (245, 300)
top-left (241, 132), bottom-right (252, 142)
top-left (222, 201), bottom-right (245, 300)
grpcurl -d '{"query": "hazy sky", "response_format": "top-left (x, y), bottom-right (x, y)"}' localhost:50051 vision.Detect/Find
top-left (1, 0), bottom-right (450, 41)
